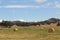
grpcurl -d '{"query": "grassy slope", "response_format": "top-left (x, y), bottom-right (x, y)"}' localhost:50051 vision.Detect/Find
top-left (0, 24), bottom-right (60, 40)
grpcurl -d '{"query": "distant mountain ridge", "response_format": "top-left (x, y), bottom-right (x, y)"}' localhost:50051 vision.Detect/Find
top-left (0, 18), bottom-right (60, 22)
top-left (0, 18), bottom-right (60, 28)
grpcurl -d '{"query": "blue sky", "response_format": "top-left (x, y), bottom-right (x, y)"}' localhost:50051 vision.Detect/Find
top-left (0, 0), bottom-right (60, 21)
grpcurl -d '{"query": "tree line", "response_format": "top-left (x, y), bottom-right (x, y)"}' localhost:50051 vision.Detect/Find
top-left (0, 18), bottom-right (60, 28)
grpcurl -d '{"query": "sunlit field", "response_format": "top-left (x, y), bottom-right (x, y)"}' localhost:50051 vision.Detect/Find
top-left (0, 24), bottom-right (60, 40)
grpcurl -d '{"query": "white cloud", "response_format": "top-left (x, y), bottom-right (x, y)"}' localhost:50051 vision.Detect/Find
top-left (0, 5), bottom-right (40, 8)
top-left (41, 3), bottom-right (52, 8)
top-left (54, 1), bottom-right (60, 8)
top-left (0, 20), bottom-right (3, 22)
top-left (56, 12), bottom-right (60, 15)
top-left (45, 3), bottom-right (51, 8)
top-left (35, 0), bottom-right (47, 3)
top-left (0, 6), bottom-right (2, 8)
top-left (55, 4), bottom-right (60, 8)
top-left (55, 1), bottom-right (59, 4)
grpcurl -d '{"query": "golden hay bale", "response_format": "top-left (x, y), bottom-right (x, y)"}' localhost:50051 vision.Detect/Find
top-left (40, 27), bottom-right (44, 30)
top-left (11, 25), bottom-right (18, 28)
top-left (13, 28), bottom-right (18, 31)
top-left (48, 28), bottom-right (55, 32)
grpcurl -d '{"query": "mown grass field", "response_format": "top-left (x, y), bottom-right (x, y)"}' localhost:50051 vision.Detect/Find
top-left (0, 24), bottom-right (60, 40)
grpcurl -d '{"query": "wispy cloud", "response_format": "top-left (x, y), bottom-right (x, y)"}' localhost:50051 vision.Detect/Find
top-left (56, 12), bottom-right (60, 15)
top-left (0, 6), bottom-right (2, 8)
top-left (55, 1), bottom-right (59, 4)
top-left (54, 1), bottom-right (60, 8)
top-left (35, 0), bottom-right (60, 8)
top-left (35, 0), bottom-right (47, 3)
top-left (0, 5), bottom-right (40, 8)
top-left (41, 3), bottom-right (52, 8)
top-left (55, 4), bottom-right (60, 8)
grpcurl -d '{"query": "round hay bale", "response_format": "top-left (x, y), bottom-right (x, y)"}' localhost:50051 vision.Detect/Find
top-left (40, 27), bottom-right (44, 30)
top-left (13, 28), bottom-right (18, 31)
top-left (48, 28), bottom-right (55, 32)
